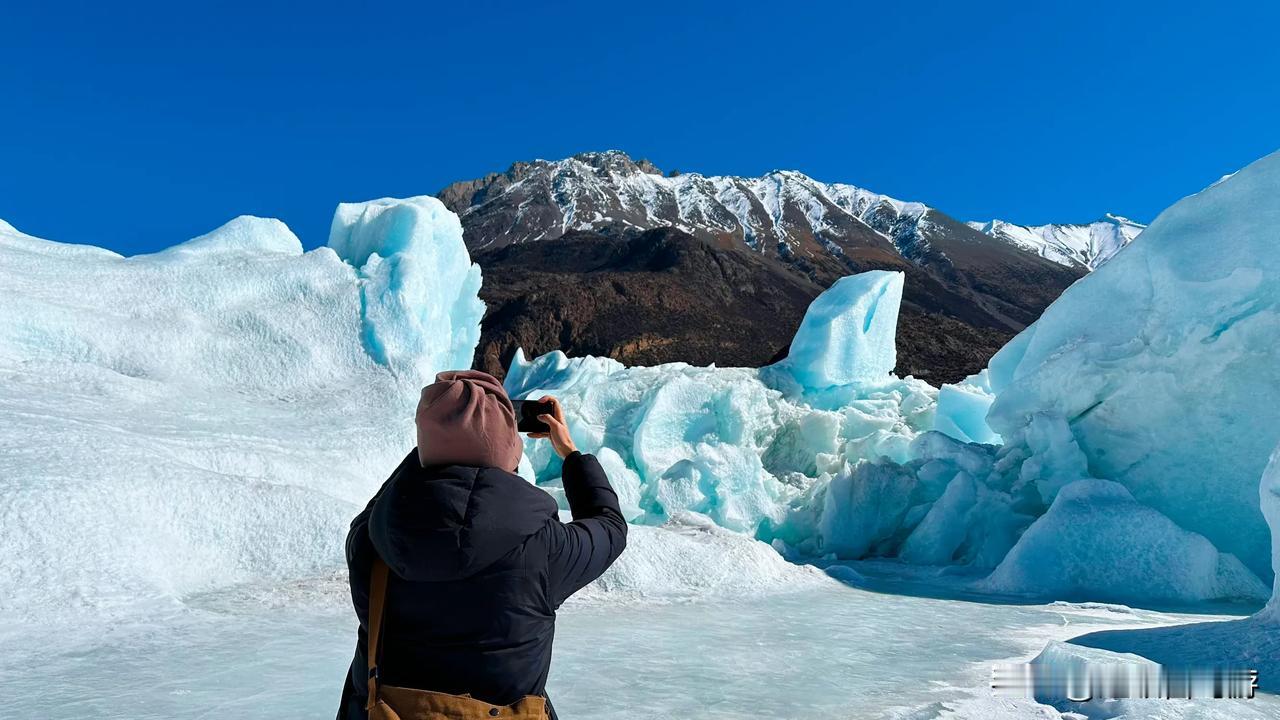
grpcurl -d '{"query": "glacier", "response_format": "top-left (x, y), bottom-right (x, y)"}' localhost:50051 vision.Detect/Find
top-left (0, 197), bottom-right (484, 619)
top-left (503, 274), bottom-right (941, 540)
top-left (980, 150), bottom-right (1280, 584)
top-left (3, 154), bottom-right (1279, 719)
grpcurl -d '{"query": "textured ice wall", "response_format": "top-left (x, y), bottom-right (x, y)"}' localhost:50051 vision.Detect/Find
top-left (982, 479), bottom-right (1268, 603)
top-left (0, 201), bottom-right (482, 619)
top-left (776, 271), bottom-right (903, 388)
top-left (983, 151), bottom-right (1280, 582)
top-left (506, 352), bottom-right (938, 536)
top-left (328, 196), bottom-right (484, 380)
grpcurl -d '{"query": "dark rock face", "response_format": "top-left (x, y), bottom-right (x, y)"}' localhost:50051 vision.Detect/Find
top-left (449, 151), bottom-right (1085, 384)
top-left (473, 229), bottom-right (818, 378)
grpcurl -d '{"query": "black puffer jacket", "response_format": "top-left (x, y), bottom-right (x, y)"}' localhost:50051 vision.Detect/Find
top-left (337, 449), bottom-right (626, 720)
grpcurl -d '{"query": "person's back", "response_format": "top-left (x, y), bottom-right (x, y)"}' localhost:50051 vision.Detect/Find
top-left (338, 371), bottom-right (627, 720)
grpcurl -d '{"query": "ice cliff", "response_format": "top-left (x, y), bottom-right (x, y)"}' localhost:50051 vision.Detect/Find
top-left (981, 151), bottom-right (1280, 584)
top-left (0, 197), bottom-right (483, 618)
top-left (329, 196), bottom-right (483, 381)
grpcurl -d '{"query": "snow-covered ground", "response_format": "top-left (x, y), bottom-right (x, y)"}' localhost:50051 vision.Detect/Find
top-left (3, 153), bottom-right (1279, 718)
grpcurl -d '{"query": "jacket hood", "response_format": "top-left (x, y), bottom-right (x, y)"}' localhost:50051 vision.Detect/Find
top-left (368, 453), bottom-right (558, 582)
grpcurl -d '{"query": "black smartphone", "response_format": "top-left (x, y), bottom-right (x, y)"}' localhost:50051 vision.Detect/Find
top-left (514, 399), bottom-right (554, 434)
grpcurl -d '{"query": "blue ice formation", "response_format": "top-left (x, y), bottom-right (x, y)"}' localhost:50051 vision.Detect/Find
top-left (509, 359), bottom-right (795, 533)
top-left (981, 478), bottom-right (1268, 603)
top-left (504, 348), bottom-right (625, 398)
top-left (777, 270), bottom-right (903, 389)
top-left (770, 430), bottom-right (1033, 571)
top-left (505, 270), bottom-right (939, 536)
top-left (328, 196), bottom-right (484, 385)
top-left (979, 151), bottom-right (1280, 583)
top-left (932, 370), bottom-right (1001, 446)
top-left (502, 270), bottom-right (1034, 576)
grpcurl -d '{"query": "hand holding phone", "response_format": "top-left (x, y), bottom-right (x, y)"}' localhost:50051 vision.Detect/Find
top-left (515, 399), bottom-right (554, 433)
top-left (516, 396), bottom-right (577, 459)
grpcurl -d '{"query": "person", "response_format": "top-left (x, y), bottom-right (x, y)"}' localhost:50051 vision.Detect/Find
top-left (337, 370), bottom-right (627, 720)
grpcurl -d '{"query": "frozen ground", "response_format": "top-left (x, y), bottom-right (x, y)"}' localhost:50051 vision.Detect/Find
top-left (6, 572), bottom-right (1275, 720)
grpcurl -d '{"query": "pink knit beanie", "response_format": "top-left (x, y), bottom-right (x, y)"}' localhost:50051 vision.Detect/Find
top-left (416, 370), bottom-right (523, 471)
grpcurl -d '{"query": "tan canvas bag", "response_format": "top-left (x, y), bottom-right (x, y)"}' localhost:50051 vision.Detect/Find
top-left (366, 559), bottom-right (549, 720)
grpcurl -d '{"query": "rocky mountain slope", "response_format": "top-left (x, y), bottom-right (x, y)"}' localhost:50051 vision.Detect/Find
top-left (967, 214), bottom-right (1145, 270)
top-left (442, 151), bottom-right (1088, 383)
top-left (473, 228), bottom-right (1017, 383)
top-left (473, 228), bottom-right (817, 376)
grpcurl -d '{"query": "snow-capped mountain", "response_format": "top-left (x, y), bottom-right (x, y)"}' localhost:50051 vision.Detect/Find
top-left (440, 151), bottom-right (1088, 383)
top-left (967, 214), bottom-right (1145, 270)
top-left (438, 150), bottom-right (973, 267)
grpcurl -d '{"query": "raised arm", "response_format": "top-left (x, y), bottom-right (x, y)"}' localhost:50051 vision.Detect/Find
top-left (546, 451), bottom-right (628, 605)
top-left (528, 397), bottom-right (628, 607)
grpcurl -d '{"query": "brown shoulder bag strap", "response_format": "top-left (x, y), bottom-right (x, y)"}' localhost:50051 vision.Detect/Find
top-left (366, 557), bottom-right (390, 712)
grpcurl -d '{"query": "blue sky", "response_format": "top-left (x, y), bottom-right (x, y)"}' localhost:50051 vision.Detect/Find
top-left (3, 1), bottom-right (1277, 254)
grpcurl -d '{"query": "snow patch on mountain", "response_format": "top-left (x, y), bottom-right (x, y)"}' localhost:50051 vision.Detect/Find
top-left (967, 213), bottom-right (1145, 270)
